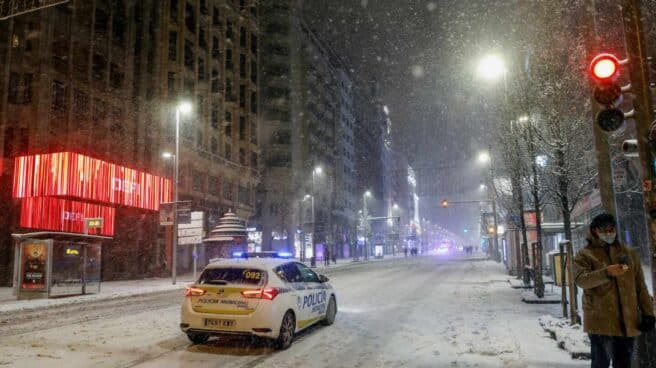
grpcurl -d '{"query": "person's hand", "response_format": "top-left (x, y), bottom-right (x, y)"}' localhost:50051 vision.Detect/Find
top-left (639, 315), bottom-right (656, 332)
top-left (606, 264), bottom-right (628, 277)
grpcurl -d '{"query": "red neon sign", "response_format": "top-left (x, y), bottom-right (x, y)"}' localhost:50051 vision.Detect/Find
top-left (20, 197), bottom-right (115, 236)
top-left (13, 152), bottom-right (172, 211)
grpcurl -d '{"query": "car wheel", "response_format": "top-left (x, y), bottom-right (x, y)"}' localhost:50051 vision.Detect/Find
top-left (187, 332), bottom-right (210, 344)
top-left (322, 296), bottom-right (337, 326)
top-left (275, 311), bottom-right (295, 350)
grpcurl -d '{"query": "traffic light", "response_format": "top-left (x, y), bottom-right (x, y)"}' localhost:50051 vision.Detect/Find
top-left (441, 199), bottom-right (448, 208)
top-left (589, 53), bottom-right (626, 132)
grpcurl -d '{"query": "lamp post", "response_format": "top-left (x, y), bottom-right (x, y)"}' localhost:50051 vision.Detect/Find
top-left (478, 149), bottom-right (500, 262)
top-left (169, 101), bottom-right (192, 285)
top-left (310, 166), bottom-right (322, 267)
top-left (301, 194), bottom-right (311, 262)
top-left (363, 190), bottom-right (372, 260)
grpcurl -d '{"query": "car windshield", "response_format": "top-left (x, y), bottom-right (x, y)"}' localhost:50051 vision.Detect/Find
top-left (197, 268), bottom-right (266, 286)
top-left (1, 1), bottom-right (655, 366)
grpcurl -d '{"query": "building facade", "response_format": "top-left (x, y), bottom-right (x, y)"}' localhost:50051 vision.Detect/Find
top-left (257, 0), bottom-right (358, 259)
top-left (0, 0), bottom-right (261, 284)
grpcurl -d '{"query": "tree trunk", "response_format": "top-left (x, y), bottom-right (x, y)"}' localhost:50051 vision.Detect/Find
top-left (528, 126), bottom-right (544, 298)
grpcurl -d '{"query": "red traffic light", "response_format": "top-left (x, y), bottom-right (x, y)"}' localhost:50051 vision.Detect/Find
top-left (590, 53), bottom-right (620, 81)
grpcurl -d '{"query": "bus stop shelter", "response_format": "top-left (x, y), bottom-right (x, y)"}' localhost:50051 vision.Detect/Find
top-left (12, 232), bottom-right (111, 299)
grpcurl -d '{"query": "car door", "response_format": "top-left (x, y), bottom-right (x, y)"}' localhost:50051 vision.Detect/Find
top-left (295, 262), bottom-right (327, 323)
top-left (275, 263), bottom-right (308, 325)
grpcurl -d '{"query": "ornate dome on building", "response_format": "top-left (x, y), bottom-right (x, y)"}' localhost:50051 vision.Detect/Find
top-left (203, 212), bottom-right (247, 243)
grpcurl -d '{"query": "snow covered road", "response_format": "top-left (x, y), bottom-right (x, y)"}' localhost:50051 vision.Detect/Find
top-left (0, 257), bottom-right (588, 367)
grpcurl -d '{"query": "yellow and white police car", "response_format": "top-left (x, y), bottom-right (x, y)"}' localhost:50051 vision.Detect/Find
top-left (180, 253), bottom-right (337, 349)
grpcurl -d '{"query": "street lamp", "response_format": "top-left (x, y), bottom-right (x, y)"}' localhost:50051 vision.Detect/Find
top-left (478, 147), bottom-right (500, 262)
top-left (310, 166), bottom-right (322, 267)
top-left (477, 54), bottom-right (506, 81)
top-left (171, 101), bottom-right (192, 285)
top-left (362, 191), bottom-right (372, 260)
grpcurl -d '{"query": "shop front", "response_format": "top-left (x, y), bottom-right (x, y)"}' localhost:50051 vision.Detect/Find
top-left (9, 152), bottom-right (172, 285)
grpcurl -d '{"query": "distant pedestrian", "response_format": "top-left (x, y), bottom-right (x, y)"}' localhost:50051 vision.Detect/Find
top-left (574, 213), bottom-right (655, 368)
top-left (332, 249), bottom-right (337, 264)
top-left (324, 247), bottom-right (330, 267)
top-left (403, 247), bottom-right (408, 258)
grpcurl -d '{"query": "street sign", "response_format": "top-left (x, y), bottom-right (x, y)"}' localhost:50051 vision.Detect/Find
top-left (85, 218), bottom-right (103, 229)
top-left (177, 201), bottom-right (192, 224)
top-left (178, 235), bottom-right (202, 245)
top-left (178, 228), bottom-right (203, 237)
top-left (159, 203), bottom-right (175, 226)
top-left (178, 219), bottom-right (203, 229)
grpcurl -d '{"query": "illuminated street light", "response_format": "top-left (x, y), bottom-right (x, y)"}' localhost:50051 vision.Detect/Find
top-left (536, 155), bottom-right (548, 167)
top-left (477, 54), bottom-right (506, 81)
top-left (478, 151), bottom-right (491, 164)
top-left (518, 115), bottom-right (529, 123)
top-left (172, 101), bottom-right (193, 285)
top-left (162, 152), bottom-right (174, 159)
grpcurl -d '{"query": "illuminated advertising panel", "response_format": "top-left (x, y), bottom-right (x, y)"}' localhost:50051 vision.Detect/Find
top-left (20, 197), bottom-right (115, 236)
top-left (13, 152), bottom-right (172, 211)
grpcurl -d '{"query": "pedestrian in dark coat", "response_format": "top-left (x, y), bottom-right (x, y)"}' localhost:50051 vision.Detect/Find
top-left (574, 213), bottom-right (655, 368)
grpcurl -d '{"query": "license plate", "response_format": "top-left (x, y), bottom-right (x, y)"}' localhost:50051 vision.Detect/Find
top-left (204, 318), bottom-right (235, 328)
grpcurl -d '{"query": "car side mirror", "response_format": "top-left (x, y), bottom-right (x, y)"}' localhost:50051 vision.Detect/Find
top-left (319, 274), bottom-right (329, 283)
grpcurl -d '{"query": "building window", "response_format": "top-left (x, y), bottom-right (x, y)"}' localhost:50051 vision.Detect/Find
top-left (239, 53), bottom-right (246, 78)
top-left (211, 69), bottom-right (220, 93)
top-left (198, 57), bottom-right (205, 80)
top-left (92, 98), bottom-right (106, 124)
top-left (239, 85), bottom-right (246, 108)
top-left (223, 180), bottom-right (233, 200)
top-left (250, 152), bottom-right (258, 168)
top-left (110, 63), bottom-right (124, 89)
top-left (238, 185), bottom-right (250, 206)
top-left (199, 26), bottom-right (207, 49)
top-left (240, 27), bottom-right (247, 47)
top-left (250, 91), bottom-right (257, 113)
top-left (196, 129), bottom-right (203, 147)
top-left (94, 7), bottom-right (109, 34)
top-left (52, 80), bottom-right (67, 111)
top-left (200, 0), bottom-right (208, 15)
top-left (212, 7), bottom-right (220, 26)
top-left (185, 2), bottom-right (195, 33)
top-left (250, 34), bottom-right (257, 55)
top-left (184, 40), bottom-right (194, 70)
top-left (224, 143), bottom-right (232, 161)
top-left (225, 48), bottom-right (233, 69)
top-left (8, 73), bottom-right (32, 104)
top-left (168, 31), bottom-right (177, 60)
top-left (168, 72), bottom-right (176, 95)
top-left (170, 0), bottom-right (178, 21)
top-left (211, 137), bottom-right (218, 154)
top-left (112, 2), bottom-right (127, 46)
top-left (250, 121), bottom-right (257, 144)
top-left (73, 89), bottom-right (88, 117)
top-left (211, 108), bottom-right (218, 128)
top-left (226, 21), bottom-right (233, 40)
top-left (226, 78), bottom-right (233, 97)
top-left (239, 148), bottom-right (246, 165)
top-left (209, 176), bottom-right (219, 196)
top-left (250, 60), bottom-right (257, 83)
top-left (212, 37), bottom-right (220, 59)
top-left (184, 79), bottom-right (194, 95)
top-left (192, 170), bottom-right (204, 192)
top-left (92, 53), bottom-right (106, 80)
top-left (239, 116), bottom-right (246, 140)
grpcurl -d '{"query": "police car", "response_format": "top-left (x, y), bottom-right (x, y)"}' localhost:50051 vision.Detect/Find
top-left (180, 253), bottom-right (337, 349)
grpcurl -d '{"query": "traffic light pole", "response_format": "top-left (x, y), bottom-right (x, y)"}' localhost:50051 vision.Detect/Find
top-left (621, 1), bottom-right (656, 366)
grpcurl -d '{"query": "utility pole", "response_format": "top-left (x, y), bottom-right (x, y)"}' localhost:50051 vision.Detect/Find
top-left (622, 10), bottom-right (656, 367)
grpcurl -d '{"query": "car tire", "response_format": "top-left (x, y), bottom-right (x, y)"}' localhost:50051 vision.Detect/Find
top-left (275, 311), bottom-right (295, 350)
top-left (187, 332), bottom-right (210, 344)
top-left (322, 296), bottom-right (337, 326)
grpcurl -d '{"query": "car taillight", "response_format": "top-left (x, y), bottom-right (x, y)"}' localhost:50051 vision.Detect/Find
top-left (241, 287), bottom-right (279, 300)
top-left (185, 287), bottom-right (206, 297)
top-left (261, 287), bottom-right (279, 300)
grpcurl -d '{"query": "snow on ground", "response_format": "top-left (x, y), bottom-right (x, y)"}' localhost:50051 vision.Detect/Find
top-left (0, 256), bottom-right (588, 368)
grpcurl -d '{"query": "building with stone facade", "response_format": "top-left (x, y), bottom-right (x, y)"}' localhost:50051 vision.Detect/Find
top-left (0, 0), bottom-right (261, 284)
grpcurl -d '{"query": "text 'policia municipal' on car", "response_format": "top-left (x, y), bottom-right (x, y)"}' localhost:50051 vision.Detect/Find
top-left (180, 252), bottom-right (337, 349)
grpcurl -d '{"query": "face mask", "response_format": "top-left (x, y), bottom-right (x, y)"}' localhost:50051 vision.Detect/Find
top-left (599, 232), bottom-right (616, 244)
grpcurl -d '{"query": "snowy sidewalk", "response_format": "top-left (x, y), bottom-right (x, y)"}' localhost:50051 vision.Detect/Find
top-left (0, 254), bottom-right (405, 315)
